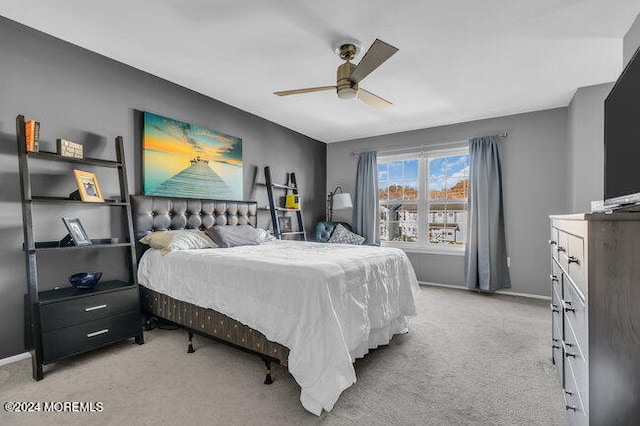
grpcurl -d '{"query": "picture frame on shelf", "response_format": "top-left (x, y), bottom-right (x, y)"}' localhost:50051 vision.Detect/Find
top-left (279, 216), bottom-right (292, 233)
top-left (61, 217), bottom-right (92, 246)
top-left (57, 139), bottom-right (83, 158)
top-left (73, 169), bottom-right (104, 203)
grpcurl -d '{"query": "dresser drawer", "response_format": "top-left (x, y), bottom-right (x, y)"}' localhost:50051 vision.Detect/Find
top-left (564, 359), bottom-right (588, 426)
top-left (557, 231), bottom-right (569, 271)
top-left (566, 234), bottom-right (586, 298)
top-left (550, 227), bottom-right (559, 260)
top-left (564, 318), bottom-right (588, 409)
top-left (551, 260), bottom-right (562, 298)
top-left (39, 287), bottom-right (139, 333)
top-left (552, 315), bottom-right (564, 386)
top-left (42, 310), bottom-right (140, 363)
top-left (563, 280), bottom-right (587, 353)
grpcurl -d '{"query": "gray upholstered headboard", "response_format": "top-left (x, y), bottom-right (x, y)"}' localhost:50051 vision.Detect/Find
top-left (130, 195), bottom-right (258, 258)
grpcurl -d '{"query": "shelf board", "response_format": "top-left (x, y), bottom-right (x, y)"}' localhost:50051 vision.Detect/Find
top-left (30, 196), bottom-right (127, 206)
top-left (27, 239), bottom-right (132, 252)
top-left (27, 151), bottom-right (121, 168)
top-left (256, 182), bottom-right (296, 190)
top-left (281, 231), bottom-right (305, 235)
top-left (259, 207), bottom-right (300, 212)
top-left (38, 280), bottom-right (134, 304)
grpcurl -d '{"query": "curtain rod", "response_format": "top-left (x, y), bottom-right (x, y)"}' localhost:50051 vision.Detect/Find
top-left (349, 131), bottom-right (509, 157)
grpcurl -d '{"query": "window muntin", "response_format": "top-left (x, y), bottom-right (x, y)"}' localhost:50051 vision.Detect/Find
top-left (377, 147), bottom-right (469, 249)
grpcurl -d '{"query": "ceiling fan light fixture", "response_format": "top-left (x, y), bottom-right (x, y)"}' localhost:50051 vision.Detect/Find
top-left (337, 87), bottom-right (358, 100)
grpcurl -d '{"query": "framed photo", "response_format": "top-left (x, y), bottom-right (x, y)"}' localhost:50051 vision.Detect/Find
top-left (278, 216), bottom-right (292, 233)
top-left (62, 217), bottom-right (92, 246)
top-left (73, 169), bottom-right (104, 203)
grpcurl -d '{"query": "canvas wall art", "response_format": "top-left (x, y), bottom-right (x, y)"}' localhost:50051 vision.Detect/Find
top-left (143, 112), bottom-right (243, 200)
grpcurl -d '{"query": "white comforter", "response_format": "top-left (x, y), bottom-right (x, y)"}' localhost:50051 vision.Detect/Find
top-left (138, 240), bottom-right (419, 415)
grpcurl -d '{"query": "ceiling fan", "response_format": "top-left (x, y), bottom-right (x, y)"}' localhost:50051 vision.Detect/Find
top-left (274, 39), bottom-right (399, 109)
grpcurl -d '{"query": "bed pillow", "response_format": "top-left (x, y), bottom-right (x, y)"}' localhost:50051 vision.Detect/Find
top-left (205, 225), bottom-right (262, 248)
top-left (139, 230), bottom-right (217, 255)
top-left (327, 224), bottom-right (365, 245)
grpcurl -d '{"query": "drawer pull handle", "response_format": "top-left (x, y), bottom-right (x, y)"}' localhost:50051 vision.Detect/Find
top-left (548, 240), bottom-right (557, 245)
top-left (87, 329), bottom-right (109, 338)
top-left (550, 303), bottom-right (560, 313)
top-left (550, 274), bottom-right (558, 283)
top-left (568, 256), bottom-right (580, 265)
top-left (563, 341), bottom-right (577, 358)
top-left (562, 300), bottom-right (575, 313)
top-left (552, 344), bottom-right (561, 350)
top-left (84, 304), bottom-right (107, 312)
top-left (557, 246), bottom-right (566, 253)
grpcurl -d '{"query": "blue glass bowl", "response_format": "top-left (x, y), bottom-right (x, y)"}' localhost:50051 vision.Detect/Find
top-left (69, 272), bottom-right (102, 289)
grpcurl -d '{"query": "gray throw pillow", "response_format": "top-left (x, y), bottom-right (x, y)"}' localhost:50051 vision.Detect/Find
top-left (327, 224), bottom-right (365, 245)
top-left (205, 225), bottom-right (262, 248)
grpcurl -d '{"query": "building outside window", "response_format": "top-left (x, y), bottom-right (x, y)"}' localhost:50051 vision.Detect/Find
top-left (377, 144), bottom-right (469, 253)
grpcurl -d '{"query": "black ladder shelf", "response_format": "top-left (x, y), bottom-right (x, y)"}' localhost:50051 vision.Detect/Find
top-left (16, 114), bottom-right (143, 381)
top-left (264, 166), bottom-right (306, 240)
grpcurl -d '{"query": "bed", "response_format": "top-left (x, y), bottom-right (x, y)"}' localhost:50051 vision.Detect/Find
top-left (131, 195), bottom-right (419, 415)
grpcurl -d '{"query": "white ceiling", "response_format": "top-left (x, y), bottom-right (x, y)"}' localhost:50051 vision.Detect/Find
top-left (1, 1), bottom-right (639, 143)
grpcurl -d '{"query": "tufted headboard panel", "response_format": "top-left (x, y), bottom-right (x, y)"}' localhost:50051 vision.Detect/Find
top-left (130, 195), bottom-right (257, 258)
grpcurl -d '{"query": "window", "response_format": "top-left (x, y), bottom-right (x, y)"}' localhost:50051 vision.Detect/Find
top-left (377, 145), bottom-right (469, 252)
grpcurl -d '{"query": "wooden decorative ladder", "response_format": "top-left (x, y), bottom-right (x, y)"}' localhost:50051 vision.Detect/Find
top-left (264, 166), bottom-right (306, 240)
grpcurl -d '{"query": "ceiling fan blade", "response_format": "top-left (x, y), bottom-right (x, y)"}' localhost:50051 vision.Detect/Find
top-left (349, 39), bottom-right (399, 83)
top-left (274, 86), bottom-right (336, 96)
top-left (358, 88), bottom-right (392, 110)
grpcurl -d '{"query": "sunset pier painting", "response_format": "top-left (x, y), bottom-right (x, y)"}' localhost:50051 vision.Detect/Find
top-left (143, 112), bottom-right (242, 200)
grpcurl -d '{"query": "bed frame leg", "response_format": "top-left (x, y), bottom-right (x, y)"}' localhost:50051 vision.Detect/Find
top-left (263, 359), bottom-right (273, 385)
top-left (187, 331), bottom-right (195, 353)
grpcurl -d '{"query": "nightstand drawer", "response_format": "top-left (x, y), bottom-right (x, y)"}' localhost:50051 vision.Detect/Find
top-left (40, 287), bottom-right (139, 333)
top-left (42, 310), bottom-right (140, 363)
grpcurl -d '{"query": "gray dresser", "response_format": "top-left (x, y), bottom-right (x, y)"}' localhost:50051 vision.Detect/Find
top-left (549, 213), bottom-right (640, 426)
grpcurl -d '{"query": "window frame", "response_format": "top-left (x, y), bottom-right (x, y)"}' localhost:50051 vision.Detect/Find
top-left (377, 144), bottom-right (469, 255)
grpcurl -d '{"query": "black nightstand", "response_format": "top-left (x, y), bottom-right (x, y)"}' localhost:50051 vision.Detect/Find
top-left (37, 281), bottom-right (143, 364)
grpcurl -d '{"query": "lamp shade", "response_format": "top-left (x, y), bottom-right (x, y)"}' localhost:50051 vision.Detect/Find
top-left (332, 193), bottom-right (353, 210)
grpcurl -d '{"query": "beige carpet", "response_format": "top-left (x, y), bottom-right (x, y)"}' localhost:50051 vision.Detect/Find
top-left (0, 286), bottom-right (566, 425)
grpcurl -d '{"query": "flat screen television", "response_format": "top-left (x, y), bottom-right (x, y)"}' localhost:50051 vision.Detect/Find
top-left (604, 45), bottom-right (640, 207)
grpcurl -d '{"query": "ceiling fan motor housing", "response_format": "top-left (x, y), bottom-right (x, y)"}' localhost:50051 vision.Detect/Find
top-left (337, 61), bottom-right (358, 100)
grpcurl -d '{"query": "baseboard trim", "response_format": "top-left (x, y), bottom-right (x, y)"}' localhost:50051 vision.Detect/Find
top-left (418, 281), bottom-right (551, 301)
top-left (0, 352), bottom-right (30, 367)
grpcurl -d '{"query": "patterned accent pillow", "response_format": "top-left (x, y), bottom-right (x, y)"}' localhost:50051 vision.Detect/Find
top-left (327, 224), bottom-right (365, 245)
top-left (139, 230), bottom-right (217, 255)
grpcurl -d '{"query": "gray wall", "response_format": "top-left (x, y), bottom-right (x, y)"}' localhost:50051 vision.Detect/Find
top-left (565, 13), bottom-right (640, 214)
top-left (624, 14), bottom-right (640, 66)
top-left (566, 83), bottom-right (613, 213)
top-left (327, 108), bottom-right (568, 297)
top-left (0, 17), bottom-right (326, 359)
